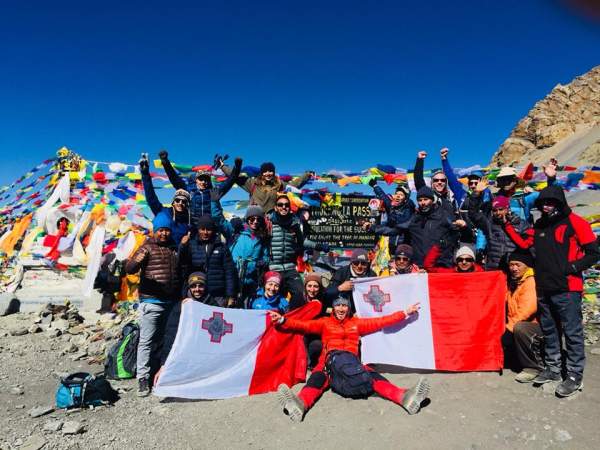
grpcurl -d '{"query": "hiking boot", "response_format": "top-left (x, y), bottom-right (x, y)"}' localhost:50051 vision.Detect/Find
top-left (401, 377), bottom-right (430, 415)
top-left (532, 367), bottom-right (561, 385)
top-left (555, 375), bottom-right (583, 397)
top-left (514, 368), bottom-right (541, 383)
top-left (277, 384), bottom-right (305, 422)
top-left (137, 377), bottom-right (150, 397)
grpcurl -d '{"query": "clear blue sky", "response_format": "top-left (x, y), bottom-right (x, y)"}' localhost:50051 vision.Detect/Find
top-left (0, 0), bottom-right (599, 186)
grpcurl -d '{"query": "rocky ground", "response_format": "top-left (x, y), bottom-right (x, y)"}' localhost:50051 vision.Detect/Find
top-left (1, 310), bottom-right (600, 450)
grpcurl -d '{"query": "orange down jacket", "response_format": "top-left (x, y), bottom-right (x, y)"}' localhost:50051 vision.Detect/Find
top-left (282, 310), bottom-right (407, 366)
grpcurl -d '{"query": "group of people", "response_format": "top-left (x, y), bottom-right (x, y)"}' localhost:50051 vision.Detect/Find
top-left (124, 148), bottom-right (598, 422)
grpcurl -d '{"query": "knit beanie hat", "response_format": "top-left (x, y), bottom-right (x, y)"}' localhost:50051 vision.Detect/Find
top-left (245, 205), bottom-right (265, 220)
top-left (195, 215), bottom-right (216, 231)
top-left (187, 272), bottom-right (206, 286)
top-left (395, 184), bottom-right (410, 197)
top-left (455, 245), bottom-right (476, 261)
top-left (508, 250), bottom-right (534, 268)
top-left (173, 189), bottom-right (191, 203)
top-left (152, 212), bottom-right (172, 231)
top-left (492, 196), bottom-right (510, 209)
top-left (332, 297), bottom-right (351, 307)
top-left (395, 244), bottom-right (413, 259)
top-left (416, 186), bottom-right (435, 200)
top-left (263, 271), bottom-right (282, 286)
top-left (260, 162), bottom-right (276, 174)
top-left (303, 272), bottom-right (322, 286)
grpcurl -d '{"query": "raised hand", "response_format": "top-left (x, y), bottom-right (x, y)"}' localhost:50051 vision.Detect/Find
top-left (158, 149), bottom-right (168, 160)
top-left (440, 148), bottom-right (449, 160)
top-left (417, 151), bottom-right (427, 159)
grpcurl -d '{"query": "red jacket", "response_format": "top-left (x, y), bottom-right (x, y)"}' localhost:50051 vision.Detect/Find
top-left (423, 245), bottom-right (484, 273)
top-left (281, 310), bottom-right (407, 367)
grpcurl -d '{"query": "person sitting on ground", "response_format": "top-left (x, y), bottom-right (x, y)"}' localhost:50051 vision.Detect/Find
top-left (407, 186), bottom-right (465, 267)
top-left (178, 215), bottom-right (238, 307)
top-left (423, 244), bottom-right (484, 273)
top-left (389, 244), bottom-right (421, 275)
top-left (468, 180), bottom-right (528, 270)
top-left (366, 180), bottom-right (414, 254)
top-left (251, 271), bottom-right (289, 313)
top-left (501, 251), bottom-right (544, 383)
top-left (158, 150), bottom-right (241, 225)
top-left (139, 154), bottom-right (191, 246)
top-left (270, 297), bottom-right (429, 422)
top-left (125, 214), bottom-right (180, 397)
top-left (217, 157), bottom-right (313, 213)
top-left (325, 248), bottom-right (377, 312)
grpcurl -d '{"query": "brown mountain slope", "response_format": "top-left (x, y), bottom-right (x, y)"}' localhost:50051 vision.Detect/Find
top-left (492, 65), bottom-right (600, 167)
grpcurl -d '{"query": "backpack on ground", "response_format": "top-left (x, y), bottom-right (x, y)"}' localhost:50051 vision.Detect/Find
top-left (325, 350), bottom-right (374, 399)
top-left (56, 372), bottom-right (119, 409)
top-left (104, 322), bottom-right (139, 380)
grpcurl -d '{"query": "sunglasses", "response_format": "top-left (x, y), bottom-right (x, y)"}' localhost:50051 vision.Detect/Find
top-left (189, 283), bottom-right (205, 289)
top-left (456, 257), bottom-right (474, 263)
top-left (352, 261), bottom-right (369, 267)
top-left (247, 216), bottom-right (262, 223)
top-left (468, 180), bottom-right (479, 185)
top-left (173, 198), bottom-right (188, 204)
top-left (432, 178), bottom-right (447, 183)
top-left (276, 202), bottom-right (290, 208)
top-left (395, 256), bottom-right (410, 262)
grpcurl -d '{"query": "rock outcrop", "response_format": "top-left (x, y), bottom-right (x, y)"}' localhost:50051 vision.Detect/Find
top-left (492, 66), bottom-right (600, 167)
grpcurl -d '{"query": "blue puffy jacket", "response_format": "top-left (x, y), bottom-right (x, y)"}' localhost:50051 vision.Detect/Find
top-left (231, 228), bottom-right (270, 288)
top-left (251, 289), bottom-right (289, 313)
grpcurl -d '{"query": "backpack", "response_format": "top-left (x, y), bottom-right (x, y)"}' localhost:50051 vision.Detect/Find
top-left (325, 350), bottom-right (374, 399)
top-left (104, 322), bottom-right (139, 380)
top-left (56, 372), bottom-right (119, 409)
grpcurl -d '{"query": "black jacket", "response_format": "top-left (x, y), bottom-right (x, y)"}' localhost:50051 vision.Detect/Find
top-left (407, 203), bottom-right (459, 267)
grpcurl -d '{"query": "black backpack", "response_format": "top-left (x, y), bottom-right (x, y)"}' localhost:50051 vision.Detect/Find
top-left (104, 322), bottom-right (139, 380)
top-left (325, 350), bottom-right (374, 399)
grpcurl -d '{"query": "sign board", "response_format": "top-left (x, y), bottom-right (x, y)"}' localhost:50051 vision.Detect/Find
top-left (307, 194), bottom-right (378, 249)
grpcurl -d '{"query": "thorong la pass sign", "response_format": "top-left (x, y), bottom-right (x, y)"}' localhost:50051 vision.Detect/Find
top-left (353, 272), bottom-right (507, 371)
top-left (307, 194), bottom-right (377, 249)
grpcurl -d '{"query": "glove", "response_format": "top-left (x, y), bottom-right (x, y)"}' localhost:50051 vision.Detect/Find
top-left (158, 150), bottom-right (168, 160)
top-left (316, 243), bottom-right (330, 253)
top-left (139, 158), bottom-right (149, 174)
top-left (234, 157), bottom-right (242, 170)
top-left (368, 178), bottom-right (377, 187)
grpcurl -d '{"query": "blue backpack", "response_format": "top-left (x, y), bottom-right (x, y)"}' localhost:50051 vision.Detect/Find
top-left (326, 350), bottom-right (374, 399)
top-left (56, 372), bottom-right (119, 409)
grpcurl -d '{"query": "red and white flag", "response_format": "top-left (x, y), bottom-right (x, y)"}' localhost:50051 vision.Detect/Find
top-left (153, 301), bottom-right (321, 399)
top-left (353, 272), bottom-right (506, 371)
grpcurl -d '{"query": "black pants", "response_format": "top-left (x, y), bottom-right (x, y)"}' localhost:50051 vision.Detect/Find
top-left (538, 291), bottom-right (585, 379)
top-left (280, 269), bottom-right (305, 310)
top-left (502, 321), bottom-right (544, 371)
